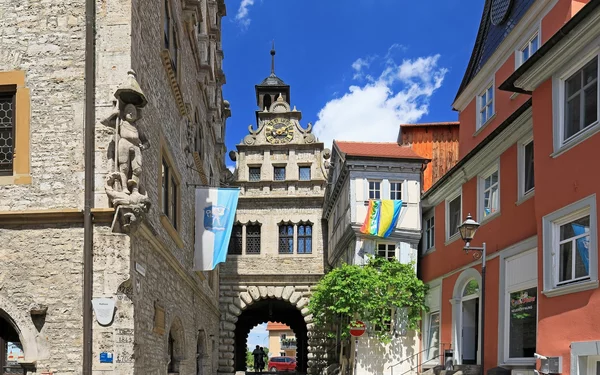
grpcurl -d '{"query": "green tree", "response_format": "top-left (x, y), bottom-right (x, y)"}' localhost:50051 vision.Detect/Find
top-left (308, 256), bottom-right (429, 343)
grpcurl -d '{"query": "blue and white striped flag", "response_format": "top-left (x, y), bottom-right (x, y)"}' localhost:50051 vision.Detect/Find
top-left (194, 187), bottom-right (240, 271)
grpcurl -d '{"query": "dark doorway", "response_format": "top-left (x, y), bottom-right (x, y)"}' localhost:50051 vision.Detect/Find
top-left (234, 299), bottom-right (308, 373)
top-left (0, 310), bottom-right (23, 375)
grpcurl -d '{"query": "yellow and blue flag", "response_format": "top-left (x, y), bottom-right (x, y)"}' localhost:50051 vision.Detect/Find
top-left (360, 200), bottom-right (402, 238)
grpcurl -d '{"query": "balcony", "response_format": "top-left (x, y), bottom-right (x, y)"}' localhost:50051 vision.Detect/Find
top-left (280, 338), bottom-right (297, 350)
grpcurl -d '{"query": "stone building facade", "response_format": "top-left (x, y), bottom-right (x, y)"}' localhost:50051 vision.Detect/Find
top-left (219, 56), bottom-right (329, 374)
top-left (0, 0), bottom-right (228, 374)
top-left (323, 141), bottom-right (429, 375)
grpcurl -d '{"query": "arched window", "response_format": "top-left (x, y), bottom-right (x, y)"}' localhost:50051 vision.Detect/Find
top-left (263, 94), bottom-right (272, 110)
top-left (167, 318), bottom-right (184, 374)
top-left (196, 331), bottom-right (207, 375)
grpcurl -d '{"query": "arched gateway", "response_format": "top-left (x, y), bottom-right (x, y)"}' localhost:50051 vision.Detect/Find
top-left (218, 48), bottom-right (330, 375)
top-left (219, 284), bottom-right (316, 373)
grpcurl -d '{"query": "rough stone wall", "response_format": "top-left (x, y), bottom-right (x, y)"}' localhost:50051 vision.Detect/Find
top-left (131, 233), bottom-right (220, 375)
top-left (0, 0), bottom-right (86, 209)
top-left (0, 225), bottom-right (84, 373)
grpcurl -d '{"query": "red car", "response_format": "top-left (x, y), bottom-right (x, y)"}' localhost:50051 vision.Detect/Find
top-left (268, 356), bottom-right (296, 372)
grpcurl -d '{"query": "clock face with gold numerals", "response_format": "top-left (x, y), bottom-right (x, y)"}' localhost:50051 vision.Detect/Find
top-left (265, 118), bottom-right (294, 144)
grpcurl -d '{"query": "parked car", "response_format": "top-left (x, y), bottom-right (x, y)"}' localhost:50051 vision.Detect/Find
top-left (268, 356), bottom-right (296, 372)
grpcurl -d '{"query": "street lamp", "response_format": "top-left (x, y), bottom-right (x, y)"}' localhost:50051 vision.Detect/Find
top-left (458, 213), bottom-right (486, 373)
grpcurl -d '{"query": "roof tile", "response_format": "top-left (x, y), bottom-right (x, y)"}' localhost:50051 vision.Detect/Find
top-left (335, 141), bottom-right (427, 160)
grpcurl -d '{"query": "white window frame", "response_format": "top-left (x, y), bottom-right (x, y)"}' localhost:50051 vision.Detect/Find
top-left (478, 162), bottom-right (500, 222)
top-left (422, 210), bottom-right (435, 254)
top-left (552, 47), bottom-right (600, 156)
top-left (502, 249), bottom-right (538, 365)
top-left (389, 180), bottom-right (403, 200)
top-left (516, 30), bottom-right (540, 67)
top-left (542, 194), bottom-right (598, 297)
top-left (423, 310), bottom-right (441, 365)
top-left (368, 180), bottom-right (382, 200)
top-left (517, 133), bottom-right (535, 203)
top-left (476, 80), bottom-right (495, 130)
top-left (376, 242), bottom-right (396, 261)
top-left (445, 189), bottom-right (462, 243)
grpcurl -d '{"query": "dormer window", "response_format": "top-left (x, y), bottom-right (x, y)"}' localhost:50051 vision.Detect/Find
top-left (477, 82), bottom-right (494, 129)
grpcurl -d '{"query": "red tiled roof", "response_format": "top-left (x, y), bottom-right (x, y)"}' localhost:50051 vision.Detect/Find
top-left (266, 322), bottom-right (291, 331)
top-left (399, 121), bottom-right (459, 128)
top-left (335, 141), bottom-right (427, 160)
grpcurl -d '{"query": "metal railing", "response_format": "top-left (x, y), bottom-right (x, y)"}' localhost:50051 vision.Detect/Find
top-left (387, 343), bottom-right (450, 375)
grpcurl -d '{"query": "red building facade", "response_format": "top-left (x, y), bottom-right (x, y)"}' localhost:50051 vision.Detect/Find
top-left (418, 1), bottom-right (598, 375)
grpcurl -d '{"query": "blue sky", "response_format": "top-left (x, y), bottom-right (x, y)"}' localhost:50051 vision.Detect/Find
top-left (222, 0), bottom-right (485, 345)
top-left (222, 0), bottom-right (485, 167)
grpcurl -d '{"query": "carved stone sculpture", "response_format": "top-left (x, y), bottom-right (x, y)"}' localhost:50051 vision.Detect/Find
top-left (101, 70), bottom-right (151, 233)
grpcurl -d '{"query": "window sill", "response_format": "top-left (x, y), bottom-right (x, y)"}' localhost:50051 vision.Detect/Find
top-left (473, 114), bottom-right (496, 137)
top-left (542, 279), bottom-right (599, 298)
top-left (499, 359), bottom-right (536, 367)
top-left (445, 233), bottom-right (461, 246)
top-left (0, 174), bottom-right (32, 185)
top-left (480, 210), bottom-right (500, 225)
top-left (552, 122), bottom-right (600, 158)
top-left (516, 190), bottom-right (534, 206)
top-left (160, 214), bottom-right (184, 249)
top-left (421, 247), bottom-right (436, 257)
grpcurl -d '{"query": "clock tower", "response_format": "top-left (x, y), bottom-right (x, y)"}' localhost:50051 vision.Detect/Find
top-left (219, 47), bottom-right (332, 375)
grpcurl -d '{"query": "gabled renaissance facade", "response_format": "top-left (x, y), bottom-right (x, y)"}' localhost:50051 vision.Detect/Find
top-left (418, 2), bottom-right (600, 375)
top-left (323, 141), bottom-right (429, 375)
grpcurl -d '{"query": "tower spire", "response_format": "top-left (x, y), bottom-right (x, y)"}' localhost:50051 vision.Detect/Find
top-left (270, 40), bottom-right (276, 75)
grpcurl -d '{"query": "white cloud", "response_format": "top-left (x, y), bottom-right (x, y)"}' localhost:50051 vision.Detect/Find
top-left (236, 0), bottom-right (255, 28)
top-left (314, 53), bottom-right (448, 149)
top-left (351, 57), bottom-right (372, 80)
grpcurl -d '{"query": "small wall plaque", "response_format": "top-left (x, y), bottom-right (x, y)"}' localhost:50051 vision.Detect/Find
top-left (92, 298), bottom-right (116, 326)
top-left (153, 302), bottom-right (165, 335)
top-left (100, 352), bottom-right (114, 363)
top-left (135, 262), bottom-right (146, 277)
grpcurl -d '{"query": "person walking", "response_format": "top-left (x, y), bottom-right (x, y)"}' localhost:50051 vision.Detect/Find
top-left (252, 345), bottom-right (262, 372)
top-left (258, 346), bottom-right (267, 372)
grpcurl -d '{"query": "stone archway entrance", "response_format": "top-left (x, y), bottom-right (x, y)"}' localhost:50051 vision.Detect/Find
top-left (235, 299), bottom-right (308, 372)
top-left (218, 284), bottom-right (316, 375)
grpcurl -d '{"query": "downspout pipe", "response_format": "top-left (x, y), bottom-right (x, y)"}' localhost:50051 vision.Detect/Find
top-left (83, 0), bottom-right (96, 372)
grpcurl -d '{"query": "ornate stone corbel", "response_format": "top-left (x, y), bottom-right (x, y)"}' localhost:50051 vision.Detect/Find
top-left (101, 70), bottom-right (151, 233)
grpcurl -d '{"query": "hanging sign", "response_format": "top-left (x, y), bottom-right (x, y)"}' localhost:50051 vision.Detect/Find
top-left (92, 298), bottom-right (116, 326)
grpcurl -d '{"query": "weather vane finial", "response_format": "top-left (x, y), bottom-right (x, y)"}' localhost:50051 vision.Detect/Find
top-left (270, 40), bottom-right (276, 75)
